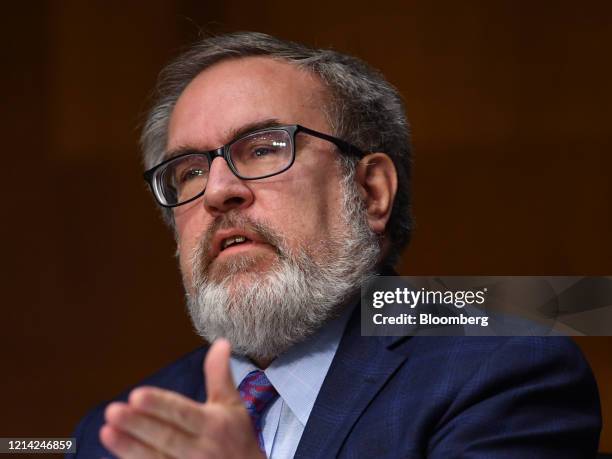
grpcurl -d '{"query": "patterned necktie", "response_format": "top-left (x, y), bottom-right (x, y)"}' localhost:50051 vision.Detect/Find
top-left (238, 370), bottom-right (279, 453)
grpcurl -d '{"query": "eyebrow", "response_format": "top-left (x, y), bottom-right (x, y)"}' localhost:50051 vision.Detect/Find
top-left (164, 118), bottom-right (283, 161)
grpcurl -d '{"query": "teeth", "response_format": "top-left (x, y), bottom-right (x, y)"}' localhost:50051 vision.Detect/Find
top-left (222, 235), bottom-right (247, 250)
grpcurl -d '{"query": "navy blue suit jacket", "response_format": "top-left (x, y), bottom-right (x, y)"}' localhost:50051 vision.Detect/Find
top-left (71, 307), bottom-right (601, 458)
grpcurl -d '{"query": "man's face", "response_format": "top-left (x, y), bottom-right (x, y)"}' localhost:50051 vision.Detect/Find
top-left (167, 57), bottom-right (380, 362)
top-left (168, 57), bottom-right (347, 290)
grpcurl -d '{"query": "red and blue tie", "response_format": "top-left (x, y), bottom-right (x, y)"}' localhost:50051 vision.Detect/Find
top-left (238, 370), bottom-right (279, 453)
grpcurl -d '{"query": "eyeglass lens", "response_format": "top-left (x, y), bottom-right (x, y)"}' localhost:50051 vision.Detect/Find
top-left (154, 129), bottom-right (293, 206)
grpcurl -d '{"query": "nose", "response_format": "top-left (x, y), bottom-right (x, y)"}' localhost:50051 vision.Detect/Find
top-left (202, 157), bottom-right (254, 215)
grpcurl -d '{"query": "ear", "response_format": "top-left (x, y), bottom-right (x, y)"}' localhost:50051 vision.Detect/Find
top-left (355, 153), bottom-right (398, 234)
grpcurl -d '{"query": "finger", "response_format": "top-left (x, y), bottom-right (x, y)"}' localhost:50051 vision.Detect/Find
top-left (204, 338), bottom-right (241, 404)
top-left (128, 387), bottom-right (207, 435)
top-left (100, 423), bottom-right (168, 459)
top-left (105, 402), bottom-right (193, 458)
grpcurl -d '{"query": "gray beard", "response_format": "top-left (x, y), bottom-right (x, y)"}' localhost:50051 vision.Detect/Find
top-left (183, 174), bottom-right (380, 362)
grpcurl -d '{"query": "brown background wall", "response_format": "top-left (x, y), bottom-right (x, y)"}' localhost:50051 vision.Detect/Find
top-left (2, 0), bottom-right (611, 453)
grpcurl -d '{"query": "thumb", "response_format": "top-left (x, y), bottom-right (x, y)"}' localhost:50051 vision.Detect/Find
top-left (205, 338), bottom-right (241, 404)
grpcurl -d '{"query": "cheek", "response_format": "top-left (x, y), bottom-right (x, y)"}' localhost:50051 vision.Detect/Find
top-left (173, 206), bottom-right (207, 270)
top-left (253, 165), bottom-right (345, 240)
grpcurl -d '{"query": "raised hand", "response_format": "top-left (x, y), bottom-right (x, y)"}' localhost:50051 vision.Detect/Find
top-left (100, 339), bottom-right (265, 459)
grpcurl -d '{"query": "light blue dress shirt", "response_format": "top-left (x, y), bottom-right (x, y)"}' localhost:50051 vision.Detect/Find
top-left (230, 307), bottom-right (353, 458)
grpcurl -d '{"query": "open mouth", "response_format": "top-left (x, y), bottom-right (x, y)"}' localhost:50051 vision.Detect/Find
top-left (221, 235), bottom-right (251, 251)
top-left (209, 227), bottom-right (272, 262)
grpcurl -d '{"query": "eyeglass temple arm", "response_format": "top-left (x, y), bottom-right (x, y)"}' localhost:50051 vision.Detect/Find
top-left (296, 125), bottom-right (365, 157)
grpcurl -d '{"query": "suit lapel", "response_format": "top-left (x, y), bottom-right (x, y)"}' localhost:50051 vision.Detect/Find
top-left (294, 306), bottom-right (410, 458)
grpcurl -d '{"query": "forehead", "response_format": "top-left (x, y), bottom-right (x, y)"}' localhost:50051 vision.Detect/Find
top-left (167, 56), bottom-right (329, 151)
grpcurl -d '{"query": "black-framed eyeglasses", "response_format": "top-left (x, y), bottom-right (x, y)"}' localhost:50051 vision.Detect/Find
top-left (143, 124), bottom-right (364, 208)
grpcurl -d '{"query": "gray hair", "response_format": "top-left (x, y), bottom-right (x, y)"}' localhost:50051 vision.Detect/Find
top-left (141, 31), bottom-right (413, 264)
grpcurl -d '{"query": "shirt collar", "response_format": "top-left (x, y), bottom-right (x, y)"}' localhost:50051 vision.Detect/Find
top-left (229, 305), bottom-right (354, 426)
